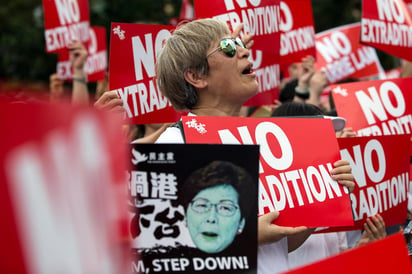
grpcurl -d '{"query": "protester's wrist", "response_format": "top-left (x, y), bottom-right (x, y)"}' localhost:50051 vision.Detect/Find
top-left (73, 65), bottom-right (86, 74)
top-left (295, 86), bottom-right (310, 99)
top-left (73, 75), bottom-right (87, 84)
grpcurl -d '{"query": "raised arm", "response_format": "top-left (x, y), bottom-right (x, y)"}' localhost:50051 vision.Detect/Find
top-left (68, 40), bottom-right (89, 105)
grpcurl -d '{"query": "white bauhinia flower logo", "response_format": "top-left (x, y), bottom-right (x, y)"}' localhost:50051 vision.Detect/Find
top-left (185, 119), bottom-right (207, 134)
top-left (131, 148), bottom-right (148, 165)
top-left (113, 25), bottom-right (125, 40)
top-left (332, 86), bottom-right (348, 96)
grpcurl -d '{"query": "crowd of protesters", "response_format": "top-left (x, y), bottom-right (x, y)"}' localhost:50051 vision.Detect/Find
top-left (5, 13), bottom-right (411, 274)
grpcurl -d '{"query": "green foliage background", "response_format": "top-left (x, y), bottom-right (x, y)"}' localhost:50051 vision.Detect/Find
top-left (0, 0), bottom-right (399, 85)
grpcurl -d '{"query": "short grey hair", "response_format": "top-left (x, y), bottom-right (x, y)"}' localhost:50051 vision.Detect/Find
top-left (156, 18), bottom-right (230, 111)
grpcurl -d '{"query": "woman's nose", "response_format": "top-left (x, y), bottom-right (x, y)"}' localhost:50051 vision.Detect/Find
top-left (238, 45), bottom-right (250, 59)
top-left (206, 205), bottom-right (218, 223)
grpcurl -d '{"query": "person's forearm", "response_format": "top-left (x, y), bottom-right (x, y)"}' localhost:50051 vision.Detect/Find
top-left (287, 228), bottom-right (315, 252)
top-left (305, 96), bottom-right (321, 107)
top-left (72, 69), bottom-right (89, 105)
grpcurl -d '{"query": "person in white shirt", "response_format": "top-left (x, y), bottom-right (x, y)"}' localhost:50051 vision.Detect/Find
top-left (155, 18), bottom-right (355, 273)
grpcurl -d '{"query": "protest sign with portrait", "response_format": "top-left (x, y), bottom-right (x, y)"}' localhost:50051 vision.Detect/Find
top-left (128, 143), bottom-right (259, 273)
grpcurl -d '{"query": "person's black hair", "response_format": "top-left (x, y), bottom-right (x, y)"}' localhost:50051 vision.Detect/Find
top-left (184, 81), bottom-right (198, 109)
top-left (271, 101), bottom-right (324, 117)
top-left (279, 78), bottom-right (298, 103)
top-left (180, 160), bottom-right (255, 219)
top-left (136, 124), bottom-right (145, 139)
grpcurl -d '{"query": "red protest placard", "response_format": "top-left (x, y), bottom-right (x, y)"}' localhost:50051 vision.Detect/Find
top-left (314, 23), bottom-right (384, 84)
top-left (85, 26), bottom-right (107, 82)
top-left (57, 26), bottom-right (107, 82)
top-left (324, 135), bottom-right (409, 233)
top-left (0, 100), bottom-right (128, 273)
top-left (361, 0), bottom-right (412, 62)
top-left (194, 0), bottom-right (281, 106)
top-left (109, 23), bottom-right (181, 125)
top-left (42, 0), bottom-right (90, 53)
top-left (280, 0), bottom-right (316, 69)
top-left (283, 233), bottom-right (412, 274)
top-left (330, 77), bottom-right (412, 154)
top-left (181, 116), bottom-right (354, 227)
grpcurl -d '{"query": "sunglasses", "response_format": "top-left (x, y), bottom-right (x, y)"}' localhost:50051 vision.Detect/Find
top-left (206, 37), bottom-right (246, 58)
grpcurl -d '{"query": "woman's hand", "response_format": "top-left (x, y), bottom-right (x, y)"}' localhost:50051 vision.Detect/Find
top-left (336, 127), bottom-right (357, 138)
top-left (94, 90), bottom-right (124, 113)
top-left (68, 40), bottom-right (88, 75)
top-left (356, 214), bottom-right (387, 247)
top-left (232, 23), bottom-right (254, 49)
top-left (258, 211), bottom-right (308, 244)
top-left (331, 159), bottom-right (355, 192)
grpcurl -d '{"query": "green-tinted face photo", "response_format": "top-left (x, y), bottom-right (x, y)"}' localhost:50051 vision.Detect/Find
top-left (186, 184), bottom-right (245, 253)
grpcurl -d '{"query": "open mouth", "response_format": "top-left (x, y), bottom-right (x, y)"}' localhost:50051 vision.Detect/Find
top-left (242, 65), bottom-right (253, 75)
top-left (202, 232), bottom-right (218, 238)
top-left (242, 64), bottom-right (253, 75)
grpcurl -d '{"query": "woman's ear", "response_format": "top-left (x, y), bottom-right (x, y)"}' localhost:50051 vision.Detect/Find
top-left (237, 218), bottom-right (245, 235)
top-left (184, 69), bottom-right (207, 89)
